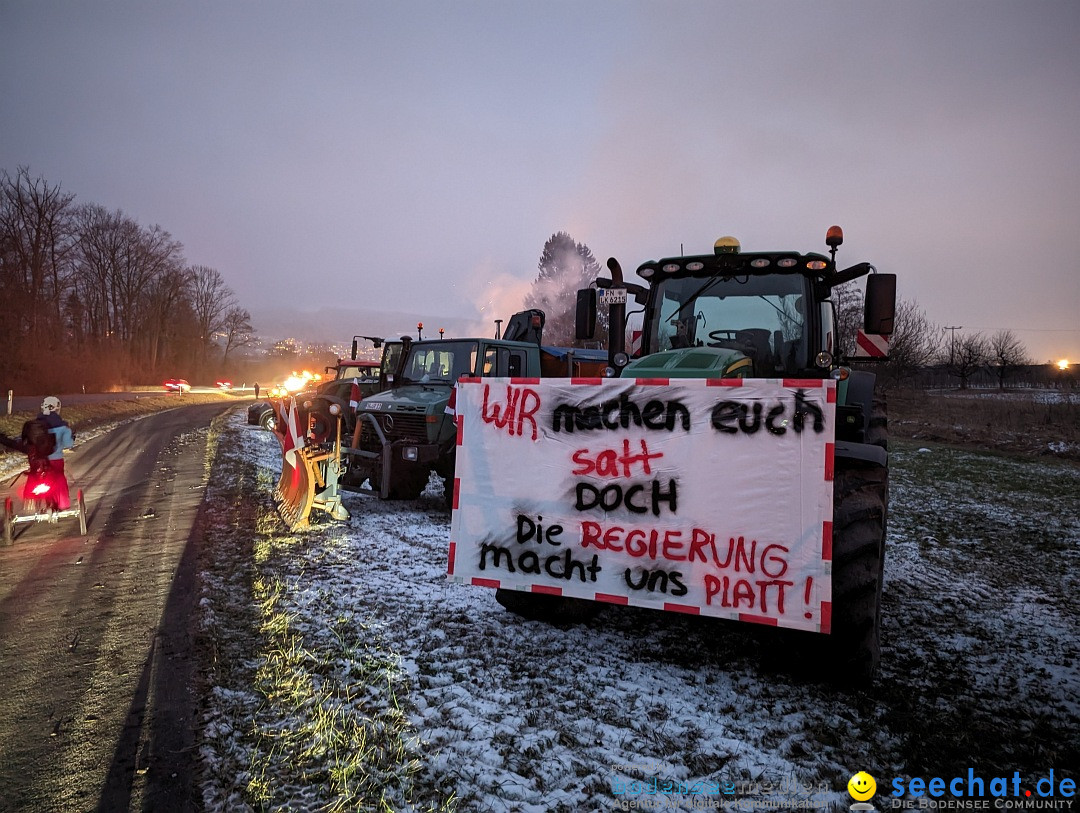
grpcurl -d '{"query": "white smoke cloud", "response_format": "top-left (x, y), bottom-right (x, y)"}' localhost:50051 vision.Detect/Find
top-left (458, 256), bottom-right (534, 339)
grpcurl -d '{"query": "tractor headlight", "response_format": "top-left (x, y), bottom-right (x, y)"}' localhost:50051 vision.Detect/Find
top-left (402, 446), bottom-right (419, 461)
top-left (329, 403), bottom-right (341, 416)
top-left (815, 351), bottom-right (833, 369)
top-left (613, 352), bottom-right (629, 368)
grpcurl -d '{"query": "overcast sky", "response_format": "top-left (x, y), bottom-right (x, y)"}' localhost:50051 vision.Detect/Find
top-left (2, 0), bottom-right (1077, 361)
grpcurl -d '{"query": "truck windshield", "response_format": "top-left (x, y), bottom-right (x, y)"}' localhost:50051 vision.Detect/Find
top-left (651, 273), bottom-right (810, 370)
top-left (399, 341), bottom-right (480, 384)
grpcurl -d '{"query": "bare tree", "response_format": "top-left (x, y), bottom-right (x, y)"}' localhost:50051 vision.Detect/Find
top-left (0, 167), bottom-right (77, 370)
top-left (881, 297), bottom-right (940, 388)
top-left (142, 266), bottom-right (194, 370)
top-left (989, 329), bottom-right (1030, 390)
top-left (943, 331), bottom-right (990, 389)
top-left (73, 205), bottom-right (185, 351)
top-left (221, 306), bottom-right (255, 364)
top-left (188, 265), bottom-right (236, 364)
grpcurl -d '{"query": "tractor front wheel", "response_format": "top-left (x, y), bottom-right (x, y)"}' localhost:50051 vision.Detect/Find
top-left (384, 465), bottom-right (428, 500)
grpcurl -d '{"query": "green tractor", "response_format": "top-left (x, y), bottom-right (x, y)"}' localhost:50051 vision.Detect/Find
top-left (500, 226), bottom-right (895, 682)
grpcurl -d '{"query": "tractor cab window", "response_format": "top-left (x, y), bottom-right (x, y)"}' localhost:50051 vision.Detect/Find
top-left (400, 341), bottom-right (480, 384)
top-left (652, 273), bottom-right (810, 373)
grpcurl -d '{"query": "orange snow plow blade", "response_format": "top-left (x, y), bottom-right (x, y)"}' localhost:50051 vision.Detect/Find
top-left (274, 445), bottom-right (318, 530)
top-left (271, 404), bottom-right (350, 530)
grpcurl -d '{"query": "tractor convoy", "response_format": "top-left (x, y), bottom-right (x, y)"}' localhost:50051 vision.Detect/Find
top-left (266, 226), bottom-right (895, 681)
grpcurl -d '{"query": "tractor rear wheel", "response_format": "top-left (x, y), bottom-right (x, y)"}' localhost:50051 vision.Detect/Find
top-left (828, 461), bottom-right (888, 684)
top-left (495, 589), bottom-right (601, 624)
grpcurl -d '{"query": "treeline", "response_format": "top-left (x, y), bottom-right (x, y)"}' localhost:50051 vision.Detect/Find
top-left (0, 166), bottom-right (254, 392)
top-left (867, 299), bottom-right (1053, 390)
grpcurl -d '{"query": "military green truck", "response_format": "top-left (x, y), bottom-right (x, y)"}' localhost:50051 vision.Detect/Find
top-left (341, 310), bottom-right (607, 505)
top-left (492, 226), bottom-right (895, 682)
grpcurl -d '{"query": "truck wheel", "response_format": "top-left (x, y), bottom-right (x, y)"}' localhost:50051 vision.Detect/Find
top-left (385, 467), bottom-right (427, 500)
top-left (261, 412), bottom-right (277, 432)
top-left (829, 461), bottom-right (888, 684)
top-left (495, 589), bottom-right (601, 624)
top-left (3, 497), bottom-right (13, 545)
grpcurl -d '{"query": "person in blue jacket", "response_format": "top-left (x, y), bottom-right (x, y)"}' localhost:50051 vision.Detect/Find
top-left (36, 396), bottom-right (74, 509)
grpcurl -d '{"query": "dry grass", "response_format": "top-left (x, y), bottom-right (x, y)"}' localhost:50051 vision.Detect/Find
top-left (889, 388), bottom-right (1080, 460)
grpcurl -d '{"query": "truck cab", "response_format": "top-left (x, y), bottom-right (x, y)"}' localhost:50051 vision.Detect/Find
top-left (348, 311), bottom-right (607, 503)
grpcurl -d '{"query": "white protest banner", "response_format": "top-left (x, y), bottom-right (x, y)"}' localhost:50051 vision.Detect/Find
top-left (447, 377), bottom-right (836, 633)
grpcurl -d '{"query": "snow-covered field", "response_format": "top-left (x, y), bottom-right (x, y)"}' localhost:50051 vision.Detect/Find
top-left (193, 410), bottom-right (1079, 812)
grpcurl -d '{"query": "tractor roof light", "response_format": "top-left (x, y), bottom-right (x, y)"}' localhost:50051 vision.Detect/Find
top-left (826, 225), bottom-right (844, 248)
top-left (750, 258), bottom-right (771, 268)
top-left (637, 266), bottom-right (655, 279)
top-left (806, 259), bottom-right (828, 271)
top-left (714, 236), bottom-right (741, 255)
top-left (662, 263), bottom-right (680, 273)
top-left (777, 258), bottom-right (798, 268)
top-left (686, 261), bottom-right (704, 271)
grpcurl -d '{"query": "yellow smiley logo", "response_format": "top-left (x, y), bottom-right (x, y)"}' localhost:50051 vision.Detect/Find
top-left (848, 771), bottom-right (877, 801)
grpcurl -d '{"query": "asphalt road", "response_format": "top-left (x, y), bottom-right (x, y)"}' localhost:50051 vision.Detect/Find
top-left (0, 402), bottom-right (235, 813)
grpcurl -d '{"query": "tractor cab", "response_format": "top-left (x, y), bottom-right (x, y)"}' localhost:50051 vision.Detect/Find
top-left (579, 228), bottom-right (895, 382)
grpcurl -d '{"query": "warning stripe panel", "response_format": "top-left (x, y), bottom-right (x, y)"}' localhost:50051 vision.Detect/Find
top-left (855, 330), bottom-right (890, 357)
top-left (447, 542), bottom-right (456, 574)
